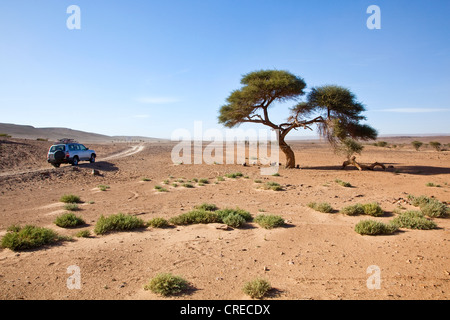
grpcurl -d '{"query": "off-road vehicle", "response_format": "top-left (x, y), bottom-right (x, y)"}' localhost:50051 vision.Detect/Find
top-left (47, 139), bottom-right (96, 167)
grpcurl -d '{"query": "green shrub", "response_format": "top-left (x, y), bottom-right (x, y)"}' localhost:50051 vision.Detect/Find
top-left (154, 185), bottom-right (168, 192)
top-left (97, 185), bottom-right (110, 191)
top-left (182, 183), bottom-right (194, 188)
top-left (335, 179), bottom-right (352, 187)
top-left (222, 213), bottom-right (246, 228)
top-left (340, 204), bottom-right (365, 216)
top-left (411, 140), bottom-right (423, 151)
top-left (198, 178), bottom-right (209, 184)
top-left (60, 194), bottom-right (81, 204)
top-left (194, 203), bottom-right (218, 211)
top-left (144, 273), bottom-right (189, 296)
top-left (147, 217), bottom-right (169, 228)
top-left (259, 181), bottom-right (282, 191)
top-left (420, 199), bottom-right (448, 218)
top-left (141, 177), bottom-right (151, 181)
top-left (391, 211), bottom-right (437, 230)
top-left (217, 176), bottom-right (225, 181)
top-left (254, 179), bottom-right (262, 183)
top-left (54, 212), bottom-right (85, 228)
top-left (64, 203), bottom-right (80, 211)
top-left (429, 141), bottom-right (442, 151)
top-left (225, 172), bottom-right (243, 179)
top-left (76, 230), bottom-right (91, 238)
top-left (216, 208), bottom-right (252, 222)
top-left (94, 213), bottom-right (146, 235)
top-left (169, 210), bottom-right (218, 225)
top-left (242, 278), bottom-right (271, 299)
top-left (272, 173), bottom-right (280, 177)
top-left (408, 194), bottom-right (432, 207)
top-left (354, 220), bottom-right (397, 235)
top-left (362, 203), bottom-right (384, 217)
top-left (308, 202), bottom-right (333, 213)
top-left (254, 214), bottom-right (285, 229)
top-left (1, 225), bottom-right (60, 251)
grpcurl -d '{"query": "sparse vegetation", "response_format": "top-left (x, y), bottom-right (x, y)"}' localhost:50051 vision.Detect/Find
top-left (411, 140), bottom-right (423, 151)
top-left (429, 141), bottom-right (442, 151)
top-left (154, 185), bottom-right (168, 192)
top-left (75, 230), bottom-right (91, 238)
top-left (408, 195), bottom-right (448, 218)
top-left (169, 210), bottom-right (218, 225)
top-left (141, 177), bottom-right (151, 182)
top-left (147, 217), bottom-right (169, 228)
top-left (254, 179), bottom-right (262, 183)
top-left (225, 172), bottom-right (243, 179)
top-left (222, 213), bottom-right (246, 228)
top-left (242, 278), bottom-right (272, 299)
top-left (254, 214), bottom-right (285, 229)
top-left (94, 213), bottom-right (146, 235)
top-left (216, 208), bottom-right (252, 223)
top-left (64, 203), bottom-right (80, 211)
top-left (340, 203), bottom-right (384, 216)
top-left (97, 185), bottom-right (110, 191)
top-left (426, 182), bottom-right (441, 187)
top-left (60, 194), bottom-right (81, 204)
top-left (1, 225), bottom-right (60, 251)
top-left (307, 202), bottom-right (333, 213)
top-left (259, 181), bottom-right (283, 191)
top-left (194, 203), bottom-right (218, 211)
top-left (182, 183), bottom-right (194, 188)
top-left (335, 179), bottom-right (352, 187)
top-left (354, 220), bottom-right (398, 235)
top-left (373, 141), bottom-right (388, 147)
top-left (340, 204), bottom-right (365, 216)
top-left (144, 273), bottom-right (189, 296)
top-left (217, 176), bottom-right (225, 181)
top-left (54, 212), bottom-right (85, 228)
top-left (391, 211), bottom-right (437, 230)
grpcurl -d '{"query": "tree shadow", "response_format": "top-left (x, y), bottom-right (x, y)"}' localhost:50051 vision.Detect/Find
top-left (301, 164), bottom-right (450, 176)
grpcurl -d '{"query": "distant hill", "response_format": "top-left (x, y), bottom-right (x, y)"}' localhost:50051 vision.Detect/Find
top-left (0, 123), bottom-right (167, 143)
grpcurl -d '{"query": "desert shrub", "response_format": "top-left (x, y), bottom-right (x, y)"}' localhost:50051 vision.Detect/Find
top-left (217, 176), bottom-right (225, 181)
top-left (54, 212), bottom-right (85, 228)
top-left (222, 213), bottom-right (246, 228)
top-left (1, 225), bottom-right (60, 251)
top-left (254, 179), bottom-right (262, 183)
top-left (154, 185), bottom-right (168, 192)
top-left (198, 178), bottom-right (209, 184)
top-left (182, 183), bottom-right (194, 188)
top-left (147, 217), bottom-right (169, 228)
top-left (429, 141), bottom-right (442, 151)
top-left (340, 204), bottom-right (365, 216)
top-left (362, 203), bottom-right (384, 217)
top-left (144, 273), bottom-right (189, 296)
top-left (64, 203), bottom-right (80, 211)
top-left (169, 210), bottom-right (218, 225)
top-left (373, 141), bottom-right (388, 147)
top-left (272, 173), bottom-right (280, 176)
top-left (254, 214), bottom-right (285, 229)
top-left (97, 185), bottom-right (110, 191)
top-left (411, 140), bottom-right (423, 151)
top-left (94, 213), bottom-right (146, 235)
top-left (259, 181), bottom-right (282, 191)
top-left (76, 230), bottom-right (91, 238)
top-left (141, 177), bottom-right (151, 181)
top-left (242, 278), bottom-right (271, 299)
top-left (225, 172), bottom-right (243, 178)
top-left (308, 202), bottom-right (333, 213)
top-left (335, 179), bottom-right (352, 187)
top-left (408, 194), bottom-right (432, 207)
top-left (194, 203), bottom-right (218, 211)
top-left (391, 211), bottom-right (437, 230)
top-left (216, 208), bottom-right (252, 222)
top-left (60, 194), bottom-right (81, 204)
top-left (355, 220), bottom-right (397, 235)
top-left (420, 199), bottom-right (448, 218)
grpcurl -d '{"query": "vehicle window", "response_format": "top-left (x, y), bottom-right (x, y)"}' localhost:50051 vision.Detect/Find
top-left (79, 144), bottom-right (87, 151)
top-left (69, 144), bottom-right (75, 151)
top-left (50, 145), bottom-right (65, 152)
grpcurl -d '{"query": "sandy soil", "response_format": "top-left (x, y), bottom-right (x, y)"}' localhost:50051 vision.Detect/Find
top-left (0, 137), bottom-right (449, 300)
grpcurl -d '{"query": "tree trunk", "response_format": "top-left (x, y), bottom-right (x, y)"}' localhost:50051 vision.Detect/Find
top-left (279, 138), bottom-right (296, 168)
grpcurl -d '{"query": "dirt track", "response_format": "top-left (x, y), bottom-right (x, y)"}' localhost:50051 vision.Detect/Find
top-left (0, 137), bottom-right (449, 300)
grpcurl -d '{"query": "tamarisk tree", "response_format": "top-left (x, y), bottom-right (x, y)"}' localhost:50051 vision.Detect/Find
top-left (218, 70), bottom-right (377, 168)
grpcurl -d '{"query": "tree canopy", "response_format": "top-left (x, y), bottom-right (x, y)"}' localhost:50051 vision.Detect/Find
top-left (218, 69), bottom-right (377, 168)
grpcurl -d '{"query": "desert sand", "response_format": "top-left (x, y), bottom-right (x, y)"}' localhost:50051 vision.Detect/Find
top-left (0, 137), bottom-right (449, 300)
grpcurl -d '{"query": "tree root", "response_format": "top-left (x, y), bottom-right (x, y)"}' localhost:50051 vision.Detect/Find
top-left (342, 156), bottom-right (386, 171)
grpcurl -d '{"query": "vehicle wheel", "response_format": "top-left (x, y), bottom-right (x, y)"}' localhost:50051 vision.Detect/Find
top-left (72, 156), bottom-right (79, 166)
top-left (89, 154), bottom-right (96, 163)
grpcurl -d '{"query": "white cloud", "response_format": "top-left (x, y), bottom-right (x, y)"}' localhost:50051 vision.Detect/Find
top-left (135, 97), bottom-right (180, 104)
top-left (376, 108), bottom-right (450, 113)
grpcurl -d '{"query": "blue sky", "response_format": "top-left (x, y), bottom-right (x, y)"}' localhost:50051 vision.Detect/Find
top-left (0, 0), bottom-right (449, 139)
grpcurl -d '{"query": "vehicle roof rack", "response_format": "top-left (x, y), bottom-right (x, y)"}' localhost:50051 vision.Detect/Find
top-left (57, 138), bottom-right (78, 144)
